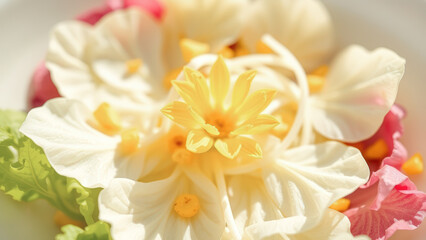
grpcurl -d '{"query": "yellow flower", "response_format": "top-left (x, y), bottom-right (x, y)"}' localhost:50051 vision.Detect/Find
top-left (161, 56), bottom-right (279, 159)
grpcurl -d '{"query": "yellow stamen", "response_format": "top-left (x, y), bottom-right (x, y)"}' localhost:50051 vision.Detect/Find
top-left (119, 128), bottom-right (140, 155)
top-left (93, 103), bottom-right (122, 133)
top-left (126, 58), bottom-right (143, 74)
top-left (307, 65), bottom-right (329, 94)
top-left (169, 134), bottom-right (187, 152)
top-left (307, 75), bottom-right (326, 94)
top-left (256, 40), bottom-right (273, 54)
top-left (54, 211), bottom-right (85, 228)
top-left (363, 139), bottom-right (388, 160)
top-left (218, 46), bottom-right (234, 58)
top-left (163, 68), bottom-right (183, 89)
top-left (329, 198), bottom-right (351, 212)
top-left (272, 102), bottom-right (298, 139)
top-left (173, 194), bottom-right (200, 218)
top-left (172, 148), bottom-right (193, 164)
top-left (402, 153), bottom-right (424, 175)
top-left (180, 38), bottom-right (210, 63)
top-left (312, 65), bottom-right (329, 77)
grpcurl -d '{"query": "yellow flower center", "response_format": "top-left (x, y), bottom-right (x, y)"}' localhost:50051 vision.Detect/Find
top-left (205, 111), bottom-right (236, 138)
top-left (173, 194), bottom-right (200, 218)
top-left (169, 134), bottom-right (187, 152)
top-left (329, 198), bottom-right (351, 212)
top-left (126, 58), bottom-right (143, 74)
top-left (93, 102), bottom-right (122, 134)
top-left (119, 128), bottom-right (140, 155)
top-left (402, 153), bottom-right (424, 175)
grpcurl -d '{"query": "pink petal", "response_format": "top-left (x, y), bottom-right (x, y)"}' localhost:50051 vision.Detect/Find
top-left (345, 165), bottom-right (426, 240)
top-left (27, 62), bottom-right (60, 109)
top-left (351, 105), bottom-right (408, 172)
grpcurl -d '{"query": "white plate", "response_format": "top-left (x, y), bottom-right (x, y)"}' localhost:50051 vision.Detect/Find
top-left (0, 0), bottom-right (425, 239)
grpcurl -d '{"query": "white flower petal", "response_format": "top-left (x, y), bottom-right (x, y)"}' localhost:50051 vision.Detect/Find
top-left (287, 209), bottom-right (355, 240)
top-left (262, 141), bottom-right (369, 221)
top-left (162, 0), bottom-right (247, 69)
top-left (311, 45), bottom-right (405, 142)
top-left (99, 168), bottom-right (225, 240)
top-left (226, 175), bottom-right (283, 236)
top-left (20, 98), bottom-right (142, 188)
top-left (243, 210), bottom-right (356, 239)
top-left (242, 0), bottom-right (334, 71)
top-left (46, 9), bottom-right (166, 110)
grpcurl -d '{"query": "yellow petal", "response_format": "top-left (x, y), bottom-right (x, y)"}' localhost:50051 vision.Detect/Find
top-left (209, 56), bottom-right (230, 107)
top-left (161, 101), bottom-right (203, 129)
top-left (172, 80), bottom-right (205, 115)
top-left (184, 67), bottom-right (211, 109)
top-left (214, 138), bottom-right (242, 159)
top-left (231, 70), bottom-right (257, 109)
top-left (186, 129), bottom-right (214, 153)
top-left (402, 153), bottom-right (423, 175)
top-left (231, 114), bottom-right (279, 136)
top-left (180, 38), bottom-right (210, 63)
top-left (235, 89), bottom-right (277, 123)
top-left (238, 136), bottom-right (262, 159)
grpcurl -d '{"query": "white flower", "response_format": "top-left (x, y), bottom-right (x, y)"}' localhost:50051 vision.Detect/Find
top-left (46, 8), bottom-right (167, 110)
top-left (20, 98), bottom-right (165, 188)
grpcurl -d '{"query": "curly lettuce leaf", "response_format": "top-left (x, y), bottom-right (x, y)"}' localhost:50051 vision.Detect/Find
top-left (0, 109), bottom-right (100, 223)
top-left (56, 221), bottom-right (112, 240)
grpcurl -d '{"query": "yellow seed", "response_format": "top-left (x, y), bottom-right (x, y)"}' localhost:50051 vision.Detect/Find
top-left (363, 139), bottom-right (389, 161)
top-left (163, 68), bottom-right (183, 89)
top-left (402, 153), bottom-right (424, 175)
top-left (126, 58), bottom-right (143, 74)
top-left (174, 194), bottom-right (200, 218)
top-left (172, 148), bottom-right (193, 164)
top-left (218, 46), bottom-right (234, 58)
top-left (256, 40), bottom-right (273, 54)
top-left (119, 128), bottom-right (140, 155)
top-left (180, 38), bottom-right (210, 63)
top-left (307, 74), bottom-right (326, 94)
top-left (93, 103), bottom-right (122, 133)
top-left (329, 198), bottom-right (351, 212)
top-left (54, 211), bottom-right (85, 228)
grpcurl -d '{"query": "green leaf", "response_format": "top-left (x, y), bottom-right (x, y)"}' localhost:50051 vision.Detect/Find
top-left (56, 225), bottom-right (84, 240)
top-left (56, 221), bottom-right (112, 240)
top-left (0, 109), bottom-right (101, 223)
top-left (0, 109), bottom-right (26, 145)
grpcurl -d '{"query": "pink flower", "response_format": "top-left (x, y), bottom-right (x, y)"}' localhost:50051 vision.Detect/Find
top-left (344, 165), bottom-right (426, 240)
top-left (27, 0), bottom-right (164, 109)
top-left (353, 105), bottom-right (407, 172)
